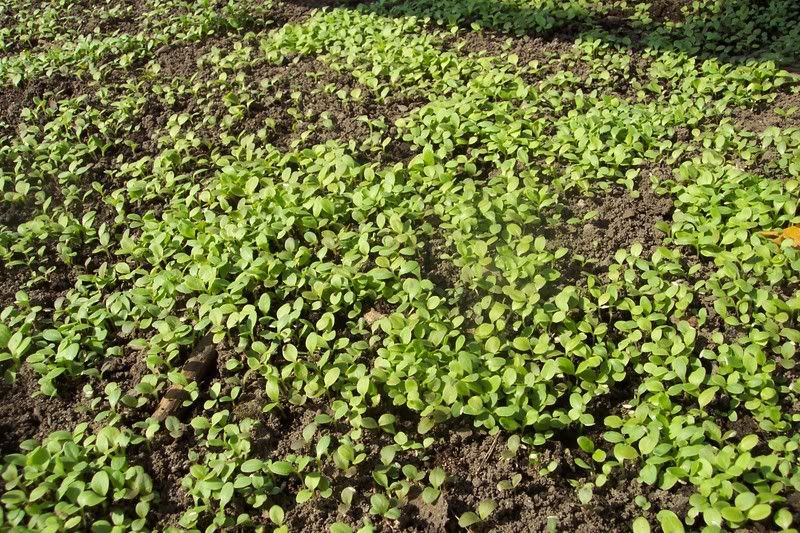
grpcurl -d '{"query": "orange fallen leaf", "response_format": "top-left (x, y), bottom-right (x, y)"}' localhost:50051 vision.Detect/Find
top-left (760, 225), bottom-right (800, 247)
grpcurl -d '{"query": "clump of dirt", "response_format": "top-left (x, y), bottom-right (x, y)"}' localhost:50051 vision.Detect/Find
top-left (277, 0), bottom-right (373, 23)
top-left (0, 255), bottom-right (78, 312)
top-left (128, 90), bottom-right (175, 155)
top-left (545, 180), bottom-right (673, 269)
top-left (78, 0), bottom-right (145, 35)
top-left (250, 401), bottom-right (322, 459)
top-left (155, 43), bottom-right (206, 80)
top-left (377, 137), bottom-right (417, 165)
top-left (0, 267), bottom-right (29, 311)
top-left (100, 346), bottom-right (150, 395)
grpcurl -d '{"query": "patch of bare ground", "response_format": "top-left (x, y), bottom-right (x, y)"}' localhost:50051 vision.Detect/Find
top-left (250, 404), bottom-right (693, 532)
top-left (647, 0), bottom-right (693, 23)
top-left (454, 30), bottom-right (575, 66)
top-left (129, 432), bottom-right (196, 529)
top-left (733, 91), bottom-right (800, 132)
top-left (0, 73), bottom-right (85, 133)
top-left (126, 86), bottom-right (177, 155)
top-left (65, 0), bottom-right (145, 36)
top-left (0, 364), bottom-right (95, 455)
top-left (0, 247), bottom-right (80, 311)
top-left (278, 0), bottom-right (373, 20)
top-left (427, 420), bottom-right (691, 533)
top-left (419, 218), bottom-right (460, 295)
top-left (543, 179), bottom-right (673, 276)
top-left (154, 42), bottom-right (214, 80)
top-left (240, 57), bottom-right (425, 151)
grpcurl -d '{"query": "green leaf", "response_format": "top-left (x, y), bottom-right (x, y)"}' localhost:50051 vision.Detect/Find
top-left (485, 336), bottom-right (502, 354)
top-left (418, 417), bottom-right (435, 434)
top-left (270, 505), bottom-right (285, 525)
top-left (739, 434), bottom-right (758, 451)
top-left (639, 463), bottom-right (657, 485)
top-left (269, 462), bottom-right (294, 476)
top-left (512, 337), bottom-right (530, 351)
top-left (219, 482), bottom-right (234, 507)
top-left (638, 433), bottom-right (658, 455)
top-left (370, 493), bottom-right (390, 515)
top-left (720, 506), bottom-right (745, 523)
top-left (748, 504), bottom-right (771, 521)
top-left (478, 499), bottom-right (496, 519)
top-left (429, 467), bottom-right (446, 489)
top-left (422, 486), bottom-right (440, 504)
top-left (774, 508), bottom-right (793, 529)
top-left (735, 492), bottom-right (756, 511)
top-left (577, 436), bottom-right (594, 453)
top-left (91, 471), bottom-right (110, 496)
top-left (613, 443), bottom-right (638, 462)
top-left (698, 386), bottom-right (718, 408)
top-left (58, 343), bottom-right (80, 361)
top-left (241, 459), bottom-right (263, 473)
top-left (0, 324), bottom-right (11, 348)
top-left (28, 485), bottom-right (50, 502)
top-left (703, 508), bottom-right (722, 528)
top-left (458, 512), bottom-right (481, 528)
top-left (331, 524), bottom-right (353, 533)
top-left (324, 368), bottom-right (341, 387)
top-left (632, 516), bottom-right (651, 533)
top-left (656, 510), bottom-right (684, 533)
top-left (77, 490), bottom-right (105, 507)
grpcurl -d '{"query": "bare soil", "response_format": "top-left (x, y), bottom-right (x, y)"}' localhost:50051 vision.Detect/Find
top-left (0, 364), bottom-right (94, 455)
top-left (544, 179), bottom-right (673, 268)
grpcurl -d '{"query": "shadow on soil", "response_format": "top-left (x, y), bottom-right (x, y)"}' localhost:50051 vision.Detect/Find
top-left (286, 0), bottom-right (800, 67)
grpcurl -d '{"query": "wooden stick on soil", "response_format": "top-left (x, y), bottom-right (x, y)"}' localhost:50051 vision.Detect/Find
top-left (478, 432), bottom-right (501, 469)
top-left (152, 333), bottom-right (217, 422)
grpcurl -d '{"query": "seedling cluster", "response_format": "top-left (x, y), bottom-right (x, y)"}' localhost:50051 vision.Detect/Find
top-left (1, 0), bottom-right (799, 531)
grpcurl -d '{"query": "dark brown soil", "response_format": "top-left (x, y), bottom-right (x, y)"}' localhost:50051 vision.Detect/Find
top-left (69, 0), bottom-right (145, 36)
top-left (648, 0), bottom-right (692, 23)
top-left (100, 346), bottom-right (151, 399)
top-left (544, 180), bottom-right (673, 268)
top-left (428, 422), bottom-right (689, 533)
top-left (455, 30), bottom-right (575, 68)
top-left (0, 257), bottom-right (78, 311)
top-left (0, 364), bottom-right (94, 455)
top-left (0, 267), bottom-right (28, 311)
top-left (420, 221), bottom-right (461, 294)
top-left (0, 73), bottom-right (85, 132)
top-left (155, 42), bottom-right (210, 80)
top-left (733, 91), bottom-right (800, 132)
top-left (130, 433), bottom-right (195, 529)
top-left (129, 89), bottom-right (174, 155)
top-left (240, 56), bottom-right (424, 150)
top-left (240, 405), bottom-right (692, 532)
